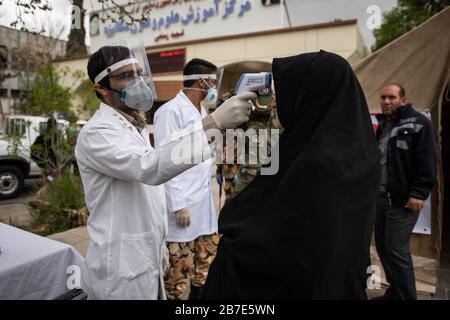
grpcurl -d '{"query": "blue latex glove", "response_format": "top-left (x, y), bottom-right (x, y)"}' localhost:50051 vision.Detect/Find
top-left (216, 173), bottom-right (223, 185)
top-left (232, 175), bottom-right (238, 184)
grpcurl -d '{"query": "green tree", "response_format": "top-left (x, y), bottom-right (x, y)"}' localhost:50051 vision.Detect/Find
top-left (418, 0), bottom-right (450, 11)
top-left (29, 118), bottom-right (75, 179)
top-left (10, 64), bottom-right (84, 180)
top-left (75, 79), bottom-right (100, 117)
top-left (373, 0), bottom-right (450, 51)
top-left (22, 64), bottom-right (81, 115)
top-left (30, 172), bottom-right (87, 236)
top-left (3, 119), bottom-right (31, 157)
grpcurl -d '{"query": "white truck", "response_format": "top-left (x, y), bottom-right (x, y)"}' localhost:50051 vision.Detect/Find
top-left (0, 115), bottom-right (69, 199)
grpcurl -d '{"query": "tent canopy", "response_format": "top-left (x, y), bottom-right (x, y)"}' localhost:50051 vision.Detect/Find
top-left (353, 7), bottom-right (450, 113)
top-left (352, 8), bottom-right (450, 262)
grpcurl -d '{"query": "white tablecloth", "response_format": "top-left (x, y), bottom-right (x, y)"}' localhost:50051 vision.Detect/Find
top-left (0, 223), bottom-right (85, 300)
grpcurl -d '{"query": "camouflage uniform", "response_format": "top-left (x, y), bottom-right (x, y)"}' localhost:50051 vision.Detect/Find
top-left (235, 109), bottom-right (277, 193)
top-left (215, 92), bottom-right (240, 205)
top-left (217, 138), bottom-right (240, 204)
top-left (216, 90), bottom-right (280, 201)
top-left (164, 233), bottom-right (220, 300)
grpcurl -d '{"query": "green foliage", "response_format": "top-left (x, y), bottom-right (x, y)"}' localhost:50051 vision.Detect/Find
top-left (30, 172), bottom-right (87, 236)
top-left (6, 127), bottom-right (24, 156)
top-left (47, 172), bottom-right (85, 210)
top-left (30, 124), bottom-right (75, 175)
top-left (418, 0), bottom-right (450, 11)
top-left (15, 64), bottom-right (84, 175)
top-left (373, 0), bottom-right (449, 51)
top-left (22, 64), bottom-right (77, 115)
top-left (76, 79), bottom-right (100, 117)
top-left (3, 120), bottom-right (31, 156)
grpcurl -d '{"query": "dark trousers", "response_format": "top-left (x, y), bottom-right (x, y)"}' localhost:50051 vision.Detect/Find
top-left (374, 191), bottom-right (419, 300)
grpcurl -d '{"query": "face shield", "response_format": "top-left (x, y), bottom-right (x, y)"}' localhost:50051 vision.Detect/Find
top-left (95, 40), bottom-right (156, 112)
top-left (215, 67), bottom-right (235, 107)
top-left (183, 73), bottom-right (218, 108)
top-left (215, 67), bottom-right (224, 99)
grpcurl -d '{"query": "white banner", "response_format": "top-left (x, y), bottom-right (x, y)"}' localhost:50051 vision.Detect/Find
top-left (89, 0), bottom-right (285, 52)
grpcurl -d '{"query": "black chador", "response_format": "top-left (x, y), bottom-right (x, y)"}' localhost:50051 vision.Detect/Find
top-left (203, 51), bottom-right (381, 300)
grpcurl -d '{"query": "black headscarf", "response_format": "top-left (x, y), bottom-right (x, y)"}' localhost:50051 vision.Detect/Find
top-left (203, 51), bottom-right (381, 300)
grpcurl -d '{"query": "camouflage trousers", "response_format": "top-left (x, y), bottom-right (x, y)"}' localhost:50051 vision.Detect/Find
top-left (221, 163), bottom-right (240, 204)
top-left (223, 177), bottom-right (238, 204)
top-left (164, 233), bottom-right (220, 300)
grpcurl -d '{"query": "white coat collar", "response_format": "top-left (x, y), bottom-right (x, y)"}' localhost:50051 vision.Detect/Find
top-left (177, 90), bottom-right (206, 117)
top-left (99, 102), bottom-right (149, 145)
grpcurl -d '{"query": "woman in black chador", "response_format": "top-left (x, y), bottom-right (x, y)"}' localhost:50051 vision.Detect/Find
top-left (203, 51), bottom-right (381, 300)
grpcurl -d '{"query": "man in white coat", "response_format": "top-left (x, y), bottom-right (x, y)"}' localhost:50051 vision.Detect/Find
top-left (154, 59), bottom-right (220, 300)
top-left (75, 45), bottom-right (255, 299)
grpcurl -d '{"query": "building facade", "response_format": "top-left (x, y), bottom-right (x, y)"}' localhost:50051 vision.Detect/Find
top-left (0, 26), bottom-right (67, 117)
top-left (53, 0), bottom-right (367, 121)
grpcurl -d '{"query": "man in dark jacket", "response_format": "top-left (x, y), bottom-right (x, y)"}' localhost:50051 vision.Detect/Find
top-left (374, 83), bottom-right (437, 300)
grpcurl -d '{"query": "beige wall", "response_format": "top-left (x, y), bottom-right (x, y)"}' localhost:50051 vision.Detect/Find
top-left (54, 57), bottom-right (88, 87)
top-left (53, 57), bottom-right (91, 119)
top-left (152, 23), bottom-right (364, 82)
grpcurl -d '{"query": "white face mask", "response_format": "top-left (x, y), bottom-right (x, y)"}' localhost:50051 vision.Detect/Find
top-left (183, 78), bottom-right (218, 105)
top-left (201, 79), bottom-right (218, 105)
top-left (115, 77), bottom-right (155, 112)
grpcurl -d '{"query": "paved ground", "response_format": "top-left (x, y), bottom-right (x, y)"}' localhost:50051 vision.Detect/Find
top-left (435, 253), bottom-right (450, 299)
top-left (0, 178), bottom-right (40, 228)
top-left (47, 226), bottom-right (90, 256)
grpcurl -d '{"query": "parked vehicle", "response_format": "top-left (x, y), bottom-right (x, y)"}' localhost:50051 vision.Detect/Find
top-left (0, 115), bottom-right (68, 199)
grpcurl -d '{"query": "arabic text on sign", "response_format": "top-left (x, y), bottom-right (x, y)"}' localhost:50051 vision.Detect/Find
top-left (103, 0), bottom-right (253, 38)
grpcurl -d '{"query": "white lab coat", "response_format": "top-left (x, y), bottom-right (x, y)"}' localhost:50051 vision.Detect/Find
top-left (154, 91), bottom-right (217, 242)
top-left (74, 102), bottom-right (211, 300)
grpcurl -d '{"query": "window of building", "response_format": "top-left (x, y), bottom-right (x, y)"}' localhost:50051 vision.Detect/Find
top-left (11, 89), bottom-right (22, 98)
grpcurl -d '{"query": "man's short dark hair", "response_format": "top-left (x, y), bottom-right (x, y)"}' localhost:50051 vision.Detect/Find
top-left (87, 46), bottom-right (131, 100)
top-left (385, 82), bottom-right (406, 98)
top-left (183, 58), bottom-right (217, 87)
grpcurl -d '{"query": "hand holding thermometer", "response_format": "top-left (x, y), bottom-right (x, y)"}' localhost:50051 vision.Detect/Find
top-left (235, 72), bottom-right (272, 110)
top-left (235, 72), bottom-right (272, 94)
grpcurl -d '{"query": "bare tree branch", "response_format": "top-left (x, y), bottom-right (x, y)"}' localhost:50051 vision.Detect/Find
top-left (10, 0), bottom-right (53, 34)
top-left (8, 0), bottom-right (153, 35)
